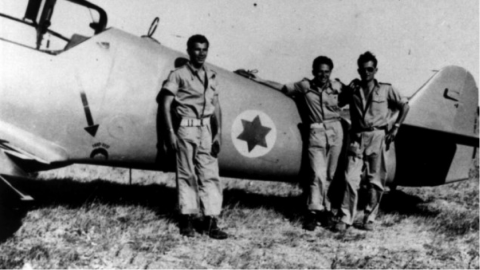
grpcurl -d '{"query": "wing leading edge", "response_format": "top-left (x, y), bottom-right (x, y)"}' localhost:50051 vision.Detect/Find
top-left (0, 119), bottom-right (69, 177)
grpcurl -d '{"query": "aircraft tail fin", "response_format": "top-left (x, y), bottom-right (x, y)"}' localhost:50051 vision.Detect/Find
top-left (404, 65), bottom-right (479, 144)
top-left (394, 66), bottom-right (478, 186)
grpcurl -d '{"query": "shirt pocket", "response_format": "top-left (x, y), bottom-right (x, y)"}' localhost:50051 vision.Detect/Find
top-left (324, 93), bottom-right (340, 111)
top-left (176, 80), bottom-right (191, 98)
top-left (371, 91), bottom-right (387, 116)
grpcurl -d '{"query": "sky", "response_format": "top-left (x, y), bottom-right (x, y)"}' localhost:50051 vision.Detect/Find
top-left (2, 0), bottom-right (478, 96)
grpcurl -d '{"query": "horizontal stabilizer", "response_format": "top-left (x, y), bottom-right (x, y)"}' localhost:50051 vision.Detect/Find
top-left (403, 124), bottom-right (480, 147)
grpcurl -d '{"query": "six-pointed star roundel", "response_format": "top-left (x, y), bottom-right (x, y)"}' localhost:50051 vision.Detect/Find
top-left (231, 110), bottom-right (277, 158)
top-left (237, 115), bottom-right (271, 152)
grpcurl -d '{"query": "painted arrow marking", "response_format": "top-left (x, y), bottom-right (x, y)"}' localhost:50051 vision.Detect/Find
top-left (80, 91), bottom-right (99, 137)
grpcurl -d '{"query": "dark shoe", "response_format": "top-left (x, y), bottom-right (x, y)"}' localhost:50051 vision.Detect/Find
top-left (204, 217), bottom-right (228, 240)
top-left (363, 221), bottom-right (374, 231)
top-left (193, 216), bottom-right (206, 234)
top-left (333, 221), bottom-right (348, 232)
top-left (303, 212), bottom-right (317, 231)
top-left (319, 211), bottom-right (335, 229)
top-left (179, 215), bottom-right (195, 237)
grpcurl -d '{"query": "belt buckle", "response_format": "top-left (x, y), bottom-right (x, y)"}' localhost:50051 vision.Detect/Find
top-left (181, 118), bottom-right (198, 127)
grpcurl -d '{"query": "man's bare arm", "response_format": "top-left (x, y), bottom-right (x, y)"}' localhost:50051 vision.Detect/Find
top-left (211, 95), bottom-right (222, 157)
top-left (386, 102), bottom-right (410, 146)
top-left (234, 69), bottom-right (285, 92)
top-left (395, 102), bottom-right (409, 126)
top-left (212, 95), bottom-right (222, 140)
top-left (159, 92), bottom-right (177, 151)
top-left (252, 77), bottom-right (285, 91)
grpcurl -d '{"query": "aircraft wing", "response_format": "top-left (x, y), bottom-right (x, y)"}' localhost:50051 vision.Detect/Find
top-left (0, 119), bottom-right (68, 177)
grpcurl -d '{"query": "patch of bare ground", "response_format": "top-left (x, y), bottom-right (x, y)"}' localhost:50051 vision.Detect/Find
top-left (0, 165), bottom-right (478, 268)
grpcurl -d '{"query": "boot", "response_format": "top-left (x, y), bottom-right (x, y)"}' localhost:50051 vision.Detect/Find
top-left (204, 216), bottom-right (228, 240)
top-left (303, 212), bottom-right (317, 231)
top-left (319, 211), bottom-right (335, 229)
top-left (333, 221), bottom-right (348, 232)
top-left (179, 215), bottom-right (195, 237)
top-left (363, 222), bottom-right (374, 231)
top-left (362, 216), bottom-right (375, 231)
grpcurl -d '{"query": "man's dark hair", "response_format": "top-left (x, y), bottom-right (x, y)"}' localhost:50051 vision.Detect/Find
top-left (357, 51), bottom-right (378, 68)
top-left (187, 34), bottom-right (209, 50)
top-left (312, 56), bottom-right (334, 72)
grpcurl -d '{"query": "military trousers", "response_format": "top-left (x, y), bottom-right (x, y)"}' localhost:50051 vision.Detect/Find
top-left (175, 124), bottom-right (223, 216)
top-left (340, 129), bottom-right (386, 225)
top-left (306, 120), bottom-right (343, 212)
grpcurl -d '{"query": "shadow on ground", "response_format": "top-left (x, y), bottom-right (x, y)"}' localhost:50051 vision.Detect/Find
top-left (0, 184), bottom-right (29, 243)
top-left (379, 189), bottom-right (438, 217)
top-left (0, 176), bottom-right (438, 242)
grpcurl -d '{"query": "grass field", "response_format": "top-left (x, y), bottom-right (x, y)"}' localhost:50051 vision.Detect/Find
top-left (0, 164), bottom-right (478, 269)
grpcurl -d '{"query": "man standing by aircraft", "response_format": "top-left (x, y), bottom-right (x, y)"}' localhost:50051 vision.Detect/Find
top-left (249, 56), bottom-right (348, 231)
top-left (159, 35), bottom-right (227, 240)
top-left (334, 51), bottom-right (409, 232)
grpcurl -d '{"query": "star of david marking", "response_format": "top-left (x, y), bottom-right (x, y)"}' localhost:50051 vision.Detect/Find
top-left (237, 115), bottom-right (272, 152)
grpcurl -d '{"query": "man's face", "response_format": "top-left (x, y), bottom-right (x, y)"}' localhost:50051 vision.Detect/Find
top-left (312, 63), bottom-right (332, 86)
top-left (358, 61), bottom-right (377, 82)
top-left (188, 42), bottom-right (208, 67)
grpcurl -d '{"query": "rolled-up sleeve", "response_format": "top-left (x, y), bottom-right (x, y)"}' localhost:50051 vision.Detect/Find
top-left (387, 86), bottom-right (408, 109)
top-left (162, 71), bottom-right (181, 96)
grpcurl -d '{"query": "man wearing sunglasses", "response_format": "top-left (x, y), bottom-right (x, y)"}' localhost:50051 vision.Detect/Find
top-left (247, 56), bottom-right (349, 231)
top-left (334, 51), bottom-right (409, 232)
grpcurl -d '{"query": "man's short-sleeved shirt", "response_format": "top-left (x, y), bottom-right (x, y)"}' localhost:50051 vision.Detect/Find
top-left (161, 62), bottom-right (218, 118)
top-left (347, 79), bottom-right (407, 131)
top-left (283, 79), bottom-right (347, 124)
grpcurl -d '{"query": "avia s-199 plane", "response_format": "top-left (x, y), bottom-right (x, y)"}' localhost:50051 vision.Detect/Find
top-left (0, 0), bottom-right (478, 202)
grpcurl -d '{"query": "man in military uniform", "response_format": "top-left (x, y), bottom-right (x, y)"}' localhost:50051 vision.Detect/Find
top-left (159, 34), bottom-right (227, 239)
top-left (251, 56), bottom-right (348, 231)
top-left (335, 51), bottom-right (409, 232)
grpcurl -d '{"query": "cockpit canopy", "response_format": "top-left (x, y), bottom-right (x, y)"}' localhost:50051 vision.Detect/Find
top-left (0, 0), bottom-right (107, 54)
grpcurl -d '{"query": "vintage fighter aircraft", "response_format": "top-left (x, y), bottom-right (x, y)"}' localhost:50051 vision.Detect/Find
top-left (0, 0), bottom-right (478, 202)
